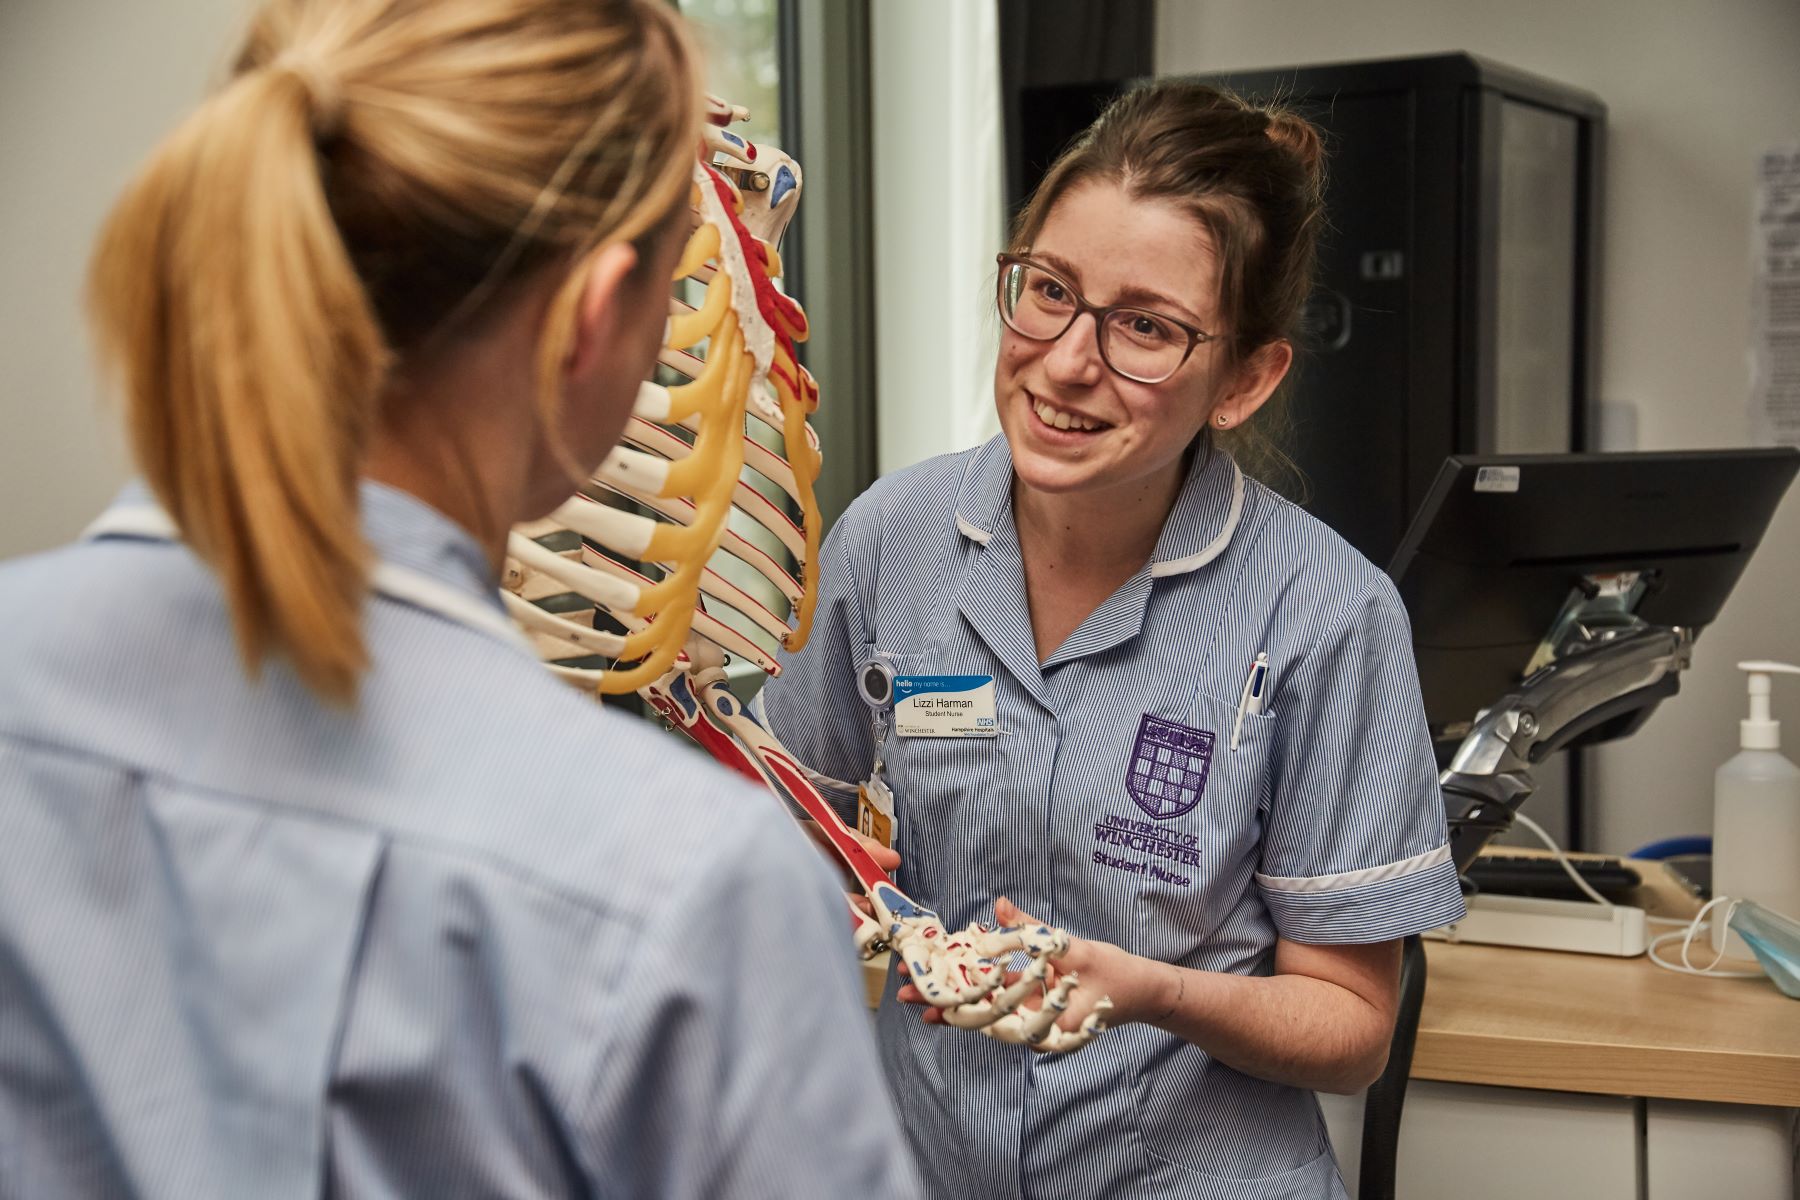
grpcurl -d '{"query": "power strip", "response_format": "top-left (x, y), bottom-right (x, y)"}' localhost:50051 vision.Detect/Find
top-left (1424, 893), bottom-right (1648, 957)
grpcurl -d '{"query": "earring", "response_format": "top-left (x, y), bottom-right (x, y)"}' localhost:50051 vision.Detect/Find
top-left (1216, 413), bottom-right (1230, 427)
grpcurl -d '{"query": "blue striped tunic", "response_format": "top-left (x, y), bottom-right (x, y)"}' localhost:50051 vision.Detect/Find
top-left (762, 436), bottom-right (1466, 1200)
top-left (0, 483), bottom-right (921, 1200)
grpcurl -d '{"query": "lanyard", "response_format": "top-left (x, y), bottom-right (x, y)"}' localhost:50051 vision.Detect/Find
top-left (83, 504), bottom-right (533, 655)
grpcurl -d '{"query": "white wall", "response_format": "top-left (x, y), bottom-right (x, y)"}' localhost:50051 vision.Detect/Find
top-left (870, 0), bottom-right (1004, 475)
top-left (0, 0), bottom-right (254, 561)
top-left (1158, 0), bottom-right (1800, 856)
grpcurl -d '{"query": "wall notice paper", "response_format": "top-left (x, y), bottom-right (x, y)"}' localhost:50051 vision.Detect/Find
top-left (1752, 143), bottom-right (1800, 447)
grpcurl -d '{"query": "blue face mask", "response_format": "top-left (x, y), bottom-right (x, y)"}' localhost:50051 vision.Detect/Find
top-left (1730, 900), bottom-right (1800, 1000)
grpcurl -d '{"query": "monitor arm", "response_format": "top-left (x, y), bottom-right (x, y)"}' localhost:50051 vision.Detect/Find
top-left (1438, 622), bottom-right (1694, 873)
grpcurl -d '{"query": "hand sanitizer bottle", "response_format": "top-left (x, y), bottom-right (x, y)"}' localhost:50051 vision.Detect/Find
top-left (1712, 661), bottom-right (1800, 955)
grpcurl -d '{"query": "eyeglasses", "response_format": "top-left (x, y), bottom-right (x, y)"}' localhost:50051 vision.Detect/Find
top-left (995, 253), bottom-right (1215, 384)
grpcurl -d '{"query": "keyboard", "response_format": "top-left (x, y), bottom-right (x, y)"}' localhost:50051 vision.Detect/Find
top-left (1464, 852), bottom-right (1643, 901)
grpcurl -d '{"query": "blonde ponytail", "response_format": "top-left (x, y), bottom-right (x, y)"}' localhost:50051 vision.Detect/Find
top-left (89, 59), bottom-right (385, 703)
top-left (84, 0), bottom-right (700, 705)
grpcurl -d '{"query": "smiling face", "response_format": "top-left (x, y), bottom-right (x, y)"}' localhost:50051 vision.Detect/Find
top-left (995, 180), bottom-right (1236, 504)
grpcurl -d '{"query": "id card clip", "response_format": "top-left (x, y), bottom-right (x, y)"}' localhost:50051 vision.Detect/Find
top-left (856, 656), bottom-right (897, 846)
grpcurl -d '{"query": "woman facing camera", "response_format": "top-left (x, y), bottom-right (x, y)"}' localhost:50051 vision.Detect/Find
top-left (0, 2), bottom-right (918, 1196)
top-left (763, 82), bottom-right (1464, 1198)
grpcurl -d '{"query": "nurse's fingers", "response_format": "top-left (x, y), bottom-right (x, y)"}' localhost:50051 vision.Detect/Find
top-left (994, 895), bottom-right (1037, 928)
top-left (895, 983), bottom-right (945, 1022)
top-left (800, 820), bottom-right (901, 878)
top-left (854, 828), bottom-right (901, 873)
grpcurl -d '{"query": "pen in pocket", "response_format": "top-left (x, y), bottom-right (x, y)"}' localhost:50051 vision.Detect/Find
top-left (1231, 652), bottom-right (1270, 752)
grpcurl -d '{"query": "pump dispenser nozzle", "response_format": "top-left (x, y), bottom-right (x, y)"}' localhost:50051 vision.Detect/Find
top-left (1737, 661), bottom-right (1800, 751)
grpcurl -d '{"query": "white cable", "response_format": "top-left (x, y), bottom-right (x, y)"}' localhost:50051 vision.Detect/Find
top-left (1646, 896), bottom-right (1765, 978)
top-left (1495, 814), bottom-right (1764, 980)
top-left (1509, 810), bottom-right (1616, 908)
top-left (1501, 815), bottom-right (1764, 979)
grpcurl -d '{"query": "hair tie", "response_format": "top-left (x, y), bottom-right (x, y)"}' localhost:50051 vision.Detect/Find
top-left (272, 49), bottom-right (344, 138)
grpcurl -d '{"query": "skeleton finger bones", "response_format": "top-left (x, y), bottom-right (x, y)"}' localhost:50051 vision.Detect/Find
top-left (504, 104), bottom-right (1111, 1053)
top-left (868, 883), bottom-right (1114, 1053)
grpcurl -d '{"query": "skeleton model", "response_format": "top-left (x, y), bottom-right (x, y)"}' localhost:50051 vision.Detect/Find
top-left (502, 99), bottom-right (1110, 1053)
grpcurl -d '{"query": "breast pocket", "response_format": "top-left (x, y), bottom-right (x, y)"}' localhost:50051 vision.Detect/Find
top-left (1129, 690), bottom-right (1275, 964)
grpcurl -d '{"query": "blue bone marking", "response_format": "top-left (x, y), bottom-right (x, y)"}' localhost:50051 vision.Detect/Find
top-left (771, 165), bottom-right (797, 208)
top-left (666, 673), bottom-right (701, 719)
top-left (721, 131), bottom-right (745, 148)
top-left (871, 882), bottom-right (934, 922)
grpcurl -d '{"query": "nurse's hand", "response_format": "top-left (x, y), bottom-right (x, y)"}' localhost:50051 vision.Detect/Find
top-left (798, 820), bottom-right (900, 888)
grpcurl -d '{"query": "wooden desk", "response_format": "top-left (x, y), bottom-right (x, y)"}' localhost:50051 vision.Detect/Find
top-left (1413, 859), bottom-right (1800, 1107)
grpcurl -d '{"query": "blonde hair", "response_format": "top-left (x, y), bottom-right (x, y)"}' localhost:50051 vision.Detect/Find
top-left (87, 0), bottom-right (700, 703)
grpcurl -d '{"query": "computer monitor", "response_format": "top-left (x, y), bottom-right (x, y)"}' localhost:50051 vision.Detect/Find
top-left (1387, 449), bottom-right (1800, 761)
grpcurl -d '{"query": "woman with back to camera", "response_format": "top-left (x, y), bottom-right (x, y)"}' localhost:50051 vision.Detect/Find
top-left (0, 1), bottom-right (920, 1196)
top-left (762, 82), bottom-right (1466, 1197)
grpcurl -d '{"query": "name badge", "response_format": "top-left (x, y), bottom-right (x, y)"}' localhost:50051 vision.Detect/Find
top-left (893, 674), bottom-right (998, 738)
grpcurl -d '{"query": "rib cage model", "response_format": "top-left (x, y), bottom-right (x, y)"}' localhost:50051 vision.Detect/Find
top-left (502, 99), bottom-right (1110, 1053)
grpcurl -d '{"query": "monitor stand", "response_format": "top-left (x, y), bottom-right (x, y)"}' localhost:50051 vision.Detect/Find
top-left (1438, 579), bottom-right (1694, 876)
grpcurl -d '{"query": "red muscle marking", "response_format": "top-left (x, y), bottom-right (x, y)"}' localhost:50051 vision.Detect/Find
top-left (701, 165), bottom-right (806, 382)
top-left (758, 750), bottom-right (891, 891)
top-left (684, 710), bottom-right (772, 785)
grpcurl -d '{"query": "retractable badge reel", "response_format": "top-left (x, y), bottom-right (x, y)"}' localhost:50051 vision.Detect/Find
top-left (856, 658), bottom-right (897, 848)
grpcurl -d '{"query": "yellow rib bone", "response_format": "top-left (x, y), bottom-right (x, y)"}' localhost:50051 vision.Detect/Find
top-left (674, 220), bottom-right (721, 281)
top-left (775, 365), bottom-right (823, 647)
top-left (601, 331), bottom-right (750, 692)
top-left (622, 419), bottom-right (805, 559)
top-left (669, 270), bottom-right (731, 350)
top-left (656, 301), bottom-right (734, 424)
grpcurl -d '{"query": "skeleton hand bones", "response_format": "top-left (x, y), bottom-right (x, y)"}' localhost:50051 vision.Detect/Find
top-left (873, 884), bottom-right (1115, 1053)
